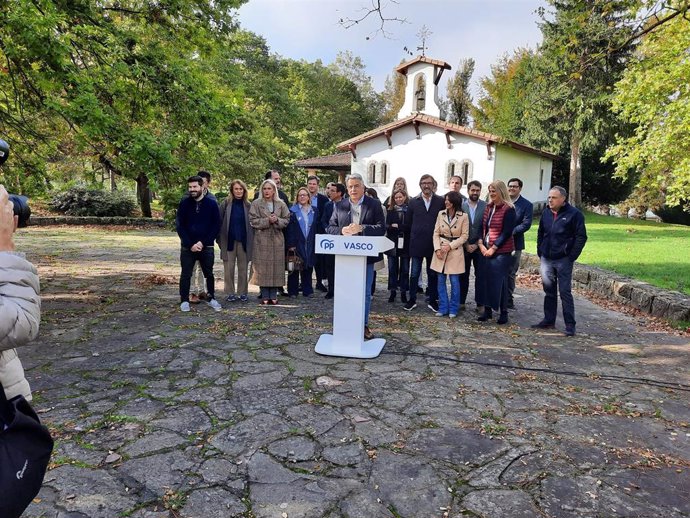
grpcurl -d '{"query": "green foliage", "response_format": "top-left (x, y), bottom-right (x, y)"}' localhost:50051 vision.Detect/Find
top-left (605, 11), bottom-right (690, 209)
top-left (446, 58), bottom-right (475, 126)
top-left (50, 187), bottom-right (136, 217)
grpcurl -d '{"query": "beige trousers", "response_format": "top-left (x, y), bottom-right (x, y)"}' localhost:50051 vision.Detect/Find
top-left (223, 241), bottom-right (249, 296)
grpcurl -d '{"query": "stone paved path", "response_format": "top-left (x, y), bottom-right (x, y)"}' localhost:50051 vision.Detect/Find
top-left (14, 226), bottom-right (690, 518)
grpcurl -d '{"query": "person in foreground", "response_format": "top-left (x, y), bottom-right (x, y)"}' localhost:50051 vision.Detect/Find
top-left (431, 191), bottom-right (469, 318)
top-left (249, 179), bottom-right (290, 305)
top-left (176, 175), bottom-right (222, 312)
top-left (0, 185), bottom-right (41, 401)
top-left (327, 173), bottom-right (385, 340)
top-left (533, 186), bottom-right (588, 336)
top-left (477, 180), bottom-right (516, 325)
top-left (286, 187), bottom-right (317, 297)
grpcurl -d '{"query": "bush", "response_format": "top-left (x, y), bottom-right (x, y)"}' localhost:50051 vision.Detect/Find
top-left (656, 202), bottom-right (690, 226)
top-left (50, 187), bottom-right (137, 217)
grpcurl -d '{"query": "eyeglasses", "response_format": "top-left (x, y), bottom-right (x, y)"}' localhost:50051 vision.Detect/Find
top-left (508, 185), bottom-right (520, 189)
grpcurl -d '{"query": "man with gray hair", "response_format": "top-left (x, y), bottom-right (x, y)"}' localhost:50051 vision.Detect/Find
top-left (533, 186), bottom-right (587, 336)
top-left (327, 173), bottom-right (385, 340)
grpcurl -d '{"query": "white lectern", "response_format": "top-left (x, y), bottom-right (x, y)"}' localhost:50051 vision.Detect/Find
top-left (314, 234), bottom-right (394, 359)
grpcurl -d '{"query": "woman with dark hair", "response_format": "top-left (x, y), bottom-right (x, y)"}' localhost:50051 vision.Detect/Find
top-left (219, 179), bottom-right (253, 302)
top-left (286, 187), bottom-right (317, 297)
top-left (385, 189), bottom-right (411, 303)
top-left (431, 191), bottom-right (469, 318)
top-left (477, 180), bottom-right (516, 324)
top-left (249, 179), bottom-right (290, 305)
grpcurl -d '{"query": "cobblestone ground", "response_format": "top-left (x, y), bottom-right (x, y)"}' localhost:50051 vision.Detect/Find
top-left (15, 226), bottom-right (689, 518)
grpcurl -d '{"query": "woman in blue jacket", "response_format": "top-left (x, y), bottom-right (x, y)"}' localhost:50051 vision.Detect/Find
top-left (286, 187), bottom-right (317, 297)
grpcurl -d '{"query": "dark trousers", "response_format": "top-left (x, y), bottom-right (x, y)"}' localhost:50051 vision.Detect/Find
top-left (180, 246), bottom-right (215, 302)
top-left (387, 255), bottom-right (410, 292)
top-left (409, 254), bottom-right (437, 304)
top-left (314, 253), bottom-right (326, 284)
top-left (540, 256), bottom-right (576, 327)
top-left (325, 255), bottom-right (335, 296)
top-left (508, 249), bottom-right (523, 304)
top-left (482, 252), bottom-right (511, 313)
top-left (287, 266), bottom-right (314, 296)
top-left (460, 248), bottom-right (485, 306)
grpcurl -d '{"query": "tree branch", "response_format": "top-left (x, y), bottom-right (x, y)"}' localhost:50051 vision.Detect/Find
top-left (338, 0), bottom-right (408, 39)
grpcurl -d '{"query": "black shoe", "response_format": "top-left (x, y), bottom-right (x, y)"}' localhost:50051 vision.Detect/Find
top-left (531, 321), bottom-right (555, 329)
top-left (564, 326), bottom-right (576, 336)
top-left (401, 292), bottom-right (408, 303)
top-left (403, 301), bottom-right (417, 311)
top-left (497, 312), bottom-right (509, 325)
top-left (427, 301), bottom-right (439, 313)
top-left (315, 283), bottom-right (328, 293)
top-left (477, 309), bottom-right (493, 322)
top-left (325, 293), bottom-right (334, 300)
top-left (506, 301), bottom-right (515, 310)
top-left (417, 286), bottom-right (424, 294)
top-left (388, 291), bottom-right (396, 303)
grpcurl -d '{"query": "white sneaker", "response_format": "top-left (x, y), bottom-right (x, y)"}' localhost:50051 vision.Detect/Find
top-left (449, 314), bottom-right (457, 319)
top-left (207, 298), bottom-right (222, 312)
top-left (180, 301), bottom-right (191, 312)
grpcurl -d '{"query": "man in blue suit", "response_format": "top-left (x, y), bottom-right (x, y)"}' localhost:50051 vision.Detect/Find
top-left (327, 174), bottom-right (385, 340)
top-left (308, 175), bottom-right (330, 292)
top-left (321, 183), bottom-right (345, 300)
top-left (507, 178), bottom-right (533, 309)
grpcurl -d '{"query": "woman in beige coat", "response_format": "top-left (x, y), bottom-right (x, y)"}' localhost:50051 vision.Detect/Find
top-left (249, 179), bottom-right (290, 304)
top-left (0, 185), bottom-right (40, 401)
top-left (431, 191), bottom-right (469, 318)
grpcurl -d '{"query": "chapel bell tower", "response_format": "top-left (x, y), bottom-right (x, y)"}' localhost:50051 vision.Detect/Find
top-left (396, 56), bottom-right (451, 120)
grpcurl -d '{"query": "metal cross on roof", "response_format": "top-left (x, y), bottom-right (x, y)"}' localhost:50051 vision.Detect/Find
top-left (416, 25), bottom-right (432, 56)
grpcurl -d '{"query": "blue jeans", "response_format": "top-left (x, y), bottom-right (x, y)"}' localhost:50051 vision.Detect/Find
top-left (409, 255), bottom-right (437, 304)
top-left (365, 263), bottom-right (374, 325)
top-left (437, 273), bottom-right (460, 315)
top-left (540, 256), bottom-right (576, 327)
top-left (460, 248), bottom-right (485, 306)
top-left (180, 246), bottom-right (215, 302)
top-left (387, 255), bottom-right (410, 292)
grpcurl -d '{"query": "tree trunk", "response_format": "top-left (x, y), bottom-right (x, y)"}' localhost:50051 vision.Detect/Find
top-left (569, 132), bottom-right (582, 208)
top-left (136, 172), bottom-right (152, 218)
top-left (110, 168), bottom-right (117, 191)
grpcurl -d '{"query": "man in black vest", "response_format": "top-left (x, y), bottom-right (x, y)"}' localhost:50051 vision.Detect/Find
top-left (404, 174), bottom-right (445, 312)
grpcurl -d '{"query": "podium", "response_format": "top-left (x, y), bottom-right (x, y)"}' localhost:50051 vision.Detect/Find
top-left (314, 234), bottom-right (394, 359)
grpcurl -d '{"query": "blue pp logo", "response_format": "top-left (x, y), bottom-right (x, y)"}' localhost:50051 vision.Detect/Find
top-left (320, 239), bottom-right (335, 250)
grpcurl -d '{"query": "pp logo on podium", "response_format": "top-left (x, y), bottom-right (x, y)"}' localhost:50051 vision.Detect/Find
top-left (320, 238), bottom-right (335, 250)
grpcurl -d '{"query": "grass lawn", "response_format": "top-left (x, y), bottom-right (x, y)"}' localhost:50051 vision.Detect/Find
top-left (524, 212), bottom-right (690, 296)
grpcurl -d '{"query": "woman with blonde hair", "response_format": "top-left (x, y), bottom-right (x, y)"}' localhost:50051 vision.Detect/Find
top-left (218, 179), bottom-right (253, 302)
top-left (385, 188), bottom-right (411, 303)
top-left (477, 180), bottom-right (516, 324)
top-left (383, 177), bottom-right (408, 207)
top-left (249, 179), bottom-right (290, 304)
top-left (286, 187), bottom-right (317, 297)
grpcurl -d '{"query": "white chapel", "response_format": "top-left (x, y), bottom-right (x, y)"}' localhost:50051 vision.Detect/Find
top-left (296, 55), bottom-right (557, 207)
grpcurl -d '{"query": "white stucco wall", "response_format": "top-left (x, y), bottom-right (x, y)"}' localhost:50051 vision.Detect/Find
top-left (494, 146), bottom-right (553, 205)
top-left (350, 124), bottom-right (496, 200)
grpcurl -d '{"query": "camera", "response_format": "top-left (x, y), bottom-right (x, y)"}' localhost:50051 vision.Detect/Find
top-left (0, 138), bottom-right (31, 227)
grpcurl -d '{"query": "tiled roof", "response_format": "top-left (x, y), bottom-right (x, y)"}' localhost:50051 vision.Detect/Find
top-left (294, 152), bottom-right (351, 169)
top-left (335, 113), bottom-right (560, 161)
top-left (395, 56), bottom-right (452, 75)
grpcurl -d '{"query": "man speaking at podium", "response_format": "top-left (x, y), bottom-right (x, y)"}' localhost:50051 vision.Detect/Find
top-left (327, 173), bottom-right (385, 340)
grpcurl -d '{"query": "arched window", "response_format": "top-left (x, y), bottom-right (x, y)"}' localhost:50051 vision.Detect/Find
top-left (445, 160), bottom-right (460, 185)
top-left (414, 73), bottom-right (426, 112)
top-left (377, 162), bottom-right (389, 184)
top-left (460, 159), bottom-right (474, 184)
top-left (367, 162), bottom-right (377, 185)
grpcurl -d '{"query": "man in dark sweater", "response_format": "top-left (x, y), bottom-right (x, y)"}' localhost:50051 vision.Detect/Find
top-left (177, 175), bottom-right (222, 312)
top-left (404, 174), bottom-right (445, 312)
top-left (507, 177), bottom-right (533, 309)
top-left (533, 186), bottom-right (587, 336)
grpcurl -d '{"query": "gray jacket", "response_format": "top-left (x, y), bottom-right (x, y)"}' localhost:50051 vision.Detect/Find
top-left (0, 251), bottom-right (41, 400)
top-left (462, 199), bottom-right (487, 245)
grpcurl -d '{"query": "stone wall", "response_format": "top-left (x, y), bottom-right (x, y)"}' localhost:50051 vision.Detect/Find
top-left (30, 216), bottom-right (167, 227)
top-left (521, 254), bottom-right (690, 323)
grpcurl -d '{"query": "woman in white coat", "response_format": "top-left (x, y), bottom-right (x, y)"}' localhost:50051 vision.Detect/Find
top-left (0, 185), bottom-right (41, 401)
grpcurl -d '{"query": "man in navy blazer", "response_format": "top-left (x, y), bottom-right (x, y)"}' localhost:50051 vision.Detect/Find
top-left (327, 173), bottom-right (385, 340)
top-left (507, 178), bottom-right (534, 309)
top-left (308, 175), bottom-right (330, 292)
top-left (460, 180), bottom-right (487, 311)
top-left (404, 174), bottom-right (445, 312)
top-left (321, 183), bottom-right (345, 299)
